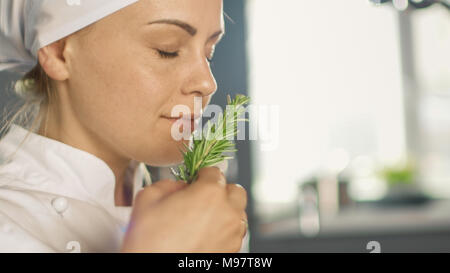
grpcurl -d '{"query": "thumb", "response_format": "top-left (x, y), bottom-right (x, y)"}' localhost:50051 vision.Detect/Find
top-left (152, 179), bottom-right (188, 195)
top-left (134, 179), bottom-right (187, 208)
top-left (192, 167), bottom-right (226, 188)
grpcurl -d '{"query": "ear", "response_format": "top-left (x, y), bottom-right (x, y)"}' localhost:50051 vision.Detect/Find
top-left (37, 39), bottom-right (70, 81)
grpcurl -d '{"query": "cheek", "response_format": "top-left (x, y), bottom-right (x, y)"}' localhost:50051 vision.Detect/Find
top-left (69, 45), bottom-right (188, 166)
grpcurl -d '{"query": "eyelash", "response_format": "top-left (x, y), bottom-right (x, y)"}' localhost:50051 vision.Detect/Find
top-left (157, 50), bottom-right (179, 59)
top-left (156, 49), bottom-right (214, 63)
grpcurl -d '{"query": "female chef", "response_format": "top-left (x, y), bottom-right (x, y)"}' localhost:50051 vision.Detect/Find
top-left (0, 0), bottom-right (248, 253)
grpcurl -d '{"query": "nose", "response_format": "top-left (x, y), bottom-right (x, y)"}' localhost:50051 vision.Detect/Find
top-left (182, 56), bottom-right (217, 98)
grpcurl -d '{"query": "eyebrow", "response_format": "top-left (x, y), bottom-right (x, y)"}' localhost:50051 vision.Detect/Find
top-left (147, 19), bottom-right (225, 41)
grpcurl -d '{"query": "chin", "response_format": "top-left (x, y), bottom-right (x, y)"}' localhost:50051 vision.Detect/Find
top-left (144, 155), bottom-right (183, 168)
top-left (142, 128), bottom-right (192, 166)
top-left (148, 139), bottom-right (189, 167)
top-left (165, 152), bottom-right (185, 166)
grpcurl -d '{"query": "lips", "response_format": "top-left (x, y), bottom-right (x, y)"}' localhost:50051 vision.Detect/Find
top-left (162, 115), bottom-right (201, 133)
top-left (162, 112), bottom-right (202, 123)
top-left (166, 114), bottom-right (202, 121)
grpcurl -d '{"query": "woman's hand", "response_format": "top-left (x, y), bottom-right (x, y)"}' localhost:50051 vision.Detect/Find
top-left (121, 167), bottom-right (248, 253)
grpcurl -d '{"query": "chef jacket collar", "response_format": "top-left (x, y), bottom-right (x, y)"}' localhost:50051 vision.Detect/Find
top-left (0, 124), bottom-right (145, 216)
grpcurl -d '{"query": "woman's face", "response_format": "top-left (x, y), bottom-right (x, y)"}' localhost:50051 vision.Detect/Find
top-left (63, 0), bottom-right (224, 166)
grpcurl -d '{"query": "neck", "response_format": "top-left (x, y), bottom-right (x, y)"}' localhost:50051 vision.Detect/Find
top-left (37, 102), bottom-right (134, 207)
top-left (114, 167), bottom-right (134, 207)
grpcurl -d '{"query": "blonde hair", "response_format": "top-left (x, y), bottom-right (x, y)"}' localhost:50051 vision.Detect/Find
top-left (0, 63), bottom-right (152, 186)
top-left (0, 64), bottom-right (49, 161)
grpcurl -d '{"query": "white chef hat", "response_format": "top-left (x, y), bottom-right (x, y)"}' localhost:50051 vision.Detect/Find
top-left (0, 0), bottom-right (139, 75)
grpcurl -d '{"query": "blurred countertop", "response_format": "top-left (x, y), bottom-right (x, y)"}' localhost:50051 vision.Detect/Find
top-left (258, 199), bottom-right (450, 239)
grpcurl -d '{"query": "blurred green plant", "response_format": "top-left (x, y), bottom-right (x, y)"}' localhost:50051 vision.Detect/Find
top-left (379, 160), bottom-right (416, 187)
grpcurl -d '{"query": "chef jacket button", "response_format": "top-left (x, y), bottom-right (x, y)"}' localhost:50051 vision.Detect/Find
top-left (51, 197), bottom-right (69, 214)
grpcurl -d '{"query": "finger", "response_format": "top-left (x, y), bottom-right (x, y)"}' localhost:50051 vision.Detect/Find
top-left (242, 211), bottom-right (248, 237)
top-left (193, 167), bottom-right (227, 188)
top-left (227, 184), bottom-right (247, 212)
top-left (135, 180), bottom-right (187, 207)
top-left (213, 160), bottom-right (228, 174)
top-left (152, 179), bottom-right (188, 196)
top-left (242, 211), bottom-right (248, 222)
top-left (240, 218), bottom-right (248, 239)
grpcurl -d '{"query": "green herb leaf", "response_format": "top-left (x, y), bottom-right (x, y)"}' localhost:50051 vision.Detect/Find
top-left (171, 94), bottom-right (250, 184)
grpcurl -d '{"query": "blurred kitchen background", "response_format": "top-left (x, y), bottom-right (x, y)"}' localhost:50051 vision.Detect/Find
top-left (1, 0), bottom-right (449, 252)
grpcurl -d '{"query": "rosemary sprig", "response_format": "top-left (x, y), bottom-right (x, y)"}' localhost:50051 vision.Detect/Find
top-left (171, 94), bottom-right (250, 184)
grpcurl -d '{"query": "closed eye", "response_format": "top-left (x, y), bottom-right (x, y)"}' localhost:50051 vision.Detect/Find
top-left (157, 49), bottom-right (179, 59)
top-left (156, 49), bottom-right (214, 62)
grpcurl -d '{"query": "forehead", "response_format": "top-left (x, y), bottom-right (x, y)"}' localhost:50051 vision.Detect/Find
top-left (122, 0), bottom-right (224, 32)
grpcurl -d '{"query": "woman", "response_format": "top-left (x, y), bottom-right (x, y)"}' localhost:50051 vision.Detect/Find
top-left (0, 0), bottom-right (248, 252)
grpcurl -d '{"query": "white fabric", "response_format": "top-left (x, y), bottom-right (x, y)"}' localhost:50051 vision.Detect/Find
top-left (0, 124), bottom-right (146, 253)
top-left (0, 0), bottom-right (139, 74)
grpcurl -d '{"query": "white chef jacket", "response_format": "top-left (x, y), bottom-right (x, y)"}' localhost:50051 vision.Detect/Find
top-left (0, 124), bottom-right (147, 253)
top-left (0, 124), bottom-right (250, 253)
